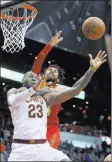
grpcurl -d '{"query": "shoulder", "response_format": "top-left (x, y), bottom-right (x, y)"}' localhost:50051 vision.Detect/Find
top-left (7, 88), bottom-right (20, 97)
top-left (7, 87), bottom-right (27, 96)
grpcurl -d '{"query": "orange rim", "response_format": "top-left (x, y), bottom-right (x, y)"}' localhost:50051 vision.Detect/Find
top-left (0, 5), bottom-right (38, 20)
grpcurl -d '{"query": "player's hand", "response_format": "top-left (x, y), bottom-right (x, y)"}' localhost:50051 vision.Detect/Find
top-left (49, 31), bottom-right (63, 47)
top-left (33, 75), bottom-right (48, 90)
top-left (89, 50), bottom-right (107, 71)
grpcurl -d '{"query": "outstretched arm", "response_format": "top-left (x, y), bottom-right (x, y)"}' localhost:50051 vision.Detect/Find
top-left (43, 68), bottom-right (94, 106)
top-left (32, 31), bottom-right (63, 75)
top-left (44, 50), bottom-right (107, 106)
top-left (72, 50), bottom-right (107, 88)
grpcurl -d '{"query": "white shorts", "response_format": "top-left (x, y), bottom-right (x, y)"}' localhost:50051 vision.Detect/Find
top-left (8, 141), bottom-right (70, 161)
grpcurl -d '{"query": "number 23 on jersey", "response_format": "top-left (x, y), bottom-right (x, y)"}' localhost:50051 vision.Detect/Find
top-left (28, 104), bottom-right (43, 118)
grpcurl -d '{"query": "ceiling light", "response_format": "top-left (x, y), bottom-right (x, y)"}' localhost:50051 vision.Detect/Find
top-left (48, 61), bottom-right (51, 64)
top-left (73, 77), bottom-right (76, 80)
top-left (86, 101), bottom-right (89, 104)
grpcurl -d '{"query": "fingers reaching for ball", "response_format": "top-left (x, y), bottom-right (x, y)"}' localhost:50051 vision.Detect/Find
top-left (89, 50), bottom-right (107, 71)
top-left (97, 50), bottom-right (107, 63)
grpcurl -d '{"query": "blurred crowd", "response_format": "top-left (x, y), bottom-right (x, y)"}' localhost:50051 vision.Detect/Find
top-left (59, 141), bottom-right (111, 162)
top-left (0, 120), bottom-right (111, 161)
top-left (59, 123), bottom-right (110, 137)
top-left (0, 128), bottom-right (12, 161)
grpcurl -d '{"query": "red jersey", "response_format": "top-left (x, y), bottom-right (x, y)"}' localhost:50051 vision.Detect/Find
top-left (31, 41), bottom-right (61, 148)
top-left (47, 103), bottom-right (61, 126)
top-left (47, 85), bottom-right (61, 126)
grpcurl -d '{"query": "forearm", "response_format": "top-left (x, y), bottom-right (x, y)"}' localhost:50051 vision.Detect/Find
top-left (32, 43), bottom-right (53, 75)
top-left (52, 68), bottom-right (95, 104)
top-left (72, 67), bottom-right (95, 91)
top-left (45, 67), bottom-right (95, 106)
top-left (7, 87), bottom-right (36, 106)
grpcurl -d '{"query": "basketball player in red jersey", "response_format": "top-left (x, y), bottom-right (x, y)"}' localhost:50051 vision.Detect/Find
top-left (44, 64), bottom-right (65, 149)
top-left (32, 31), bottom-right (64, 149)
top-left (31, 31), bottom-right (107, 149)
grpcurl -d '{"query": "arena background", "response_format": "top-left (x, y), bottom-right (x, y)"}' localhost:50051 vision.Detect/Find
top-left (0, 0), bottom-right (111, 161)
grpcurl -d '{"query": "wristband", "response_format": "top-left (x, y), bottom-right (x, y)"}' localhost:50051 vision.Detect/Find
top-left (90, 66), bottom-right (96, 72)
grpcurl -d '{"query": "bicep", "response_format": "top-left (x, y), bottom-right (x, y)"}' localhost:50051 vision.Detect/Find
top-left (43, 91), bottom-right (71, 107)
top-left (57, 84), bottom-right (71, 90)
top-left (43, 92), bottom-right (57, 107)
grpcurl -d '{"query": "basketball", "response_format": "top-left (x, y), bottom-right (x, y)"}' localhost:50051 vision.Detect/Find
top-left (82, 17), bottom-right (105, 40)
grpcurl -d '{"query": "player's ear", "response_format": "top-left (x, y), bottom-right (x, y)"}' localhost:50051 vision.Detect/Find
top-left (38, 74), bottom-right (42, 81)
top-left (57, 78), bottom-right (60, 83)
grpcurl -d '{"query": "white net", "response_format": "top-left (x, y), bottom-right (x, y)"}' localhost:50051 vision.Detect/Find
top-left (1, 6), bottom-right (37, 53)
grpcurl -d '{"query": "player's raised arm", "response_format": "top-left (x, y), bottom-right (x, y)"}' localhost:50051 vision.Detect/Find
top-left (32, 31), bottom-right (63, 75)
top-left (43, 50), bottom-right (107, 106)
top-left (72, 50), bottom-right (107, 89)
top-left (54, 51), bottom-right (107, 92)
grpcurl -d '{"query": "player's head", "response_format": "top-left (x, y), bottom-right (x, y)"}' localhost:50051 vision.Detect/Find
top-left (44, 64), bottom-right (65, 85)
top-left (22, 71), bottom-right (39, 88)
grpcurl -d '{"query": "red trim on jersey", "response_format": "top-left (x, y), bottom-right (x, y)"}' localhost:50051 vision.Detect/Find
top-left (47, 125), bottom-right (60, 149)
top-left (32, 43), bottom-right (53, 75)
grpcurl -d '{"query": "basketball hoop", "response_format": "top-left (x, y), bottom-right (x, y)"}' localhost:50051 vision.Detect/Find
top-left (0, 5), bottom-right (38, 53)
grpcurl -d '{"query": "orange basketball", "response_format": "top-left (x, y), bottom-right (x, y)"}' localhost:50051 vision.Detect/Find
top-left (82, 17), bottom-right (105, 40)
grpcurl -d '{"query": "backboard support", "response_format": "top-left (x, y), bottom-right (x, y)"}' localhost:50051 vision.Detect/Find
top-left (1, 0), bottom-right (38, 13)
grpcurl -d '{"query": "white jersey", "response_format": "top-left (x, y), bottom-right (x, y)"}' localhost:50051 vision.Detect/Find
top-left (7, 87), bottom-right (48, 139)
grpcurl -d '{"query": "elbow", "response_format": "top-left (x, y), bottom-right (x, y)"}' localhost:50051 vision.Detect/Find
top-left (7, 96), bottom-right (15, 106)
top-left (7, 99), bottom-right (13, 106)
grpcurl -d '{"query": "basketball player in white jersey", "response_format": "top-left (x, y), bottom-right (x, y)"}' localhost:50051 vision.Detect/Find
top-left (7, 51), bottom-right (107, 161)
